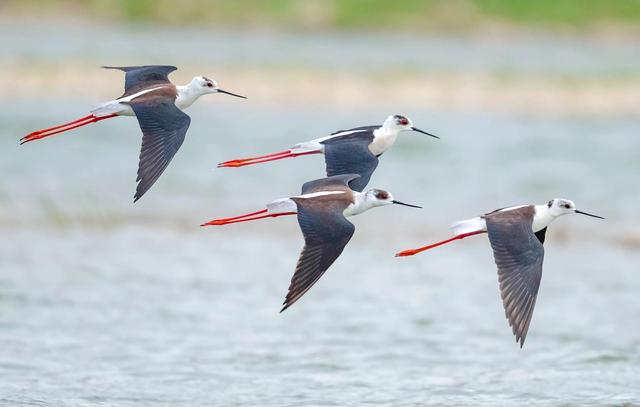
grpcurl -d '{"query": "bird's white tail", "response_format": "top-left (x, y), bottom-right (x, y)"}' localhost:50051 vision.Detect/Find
top-left (451, 217), bottom-right (486, 236)
top-left (266, 198), bottom-right (297, 215)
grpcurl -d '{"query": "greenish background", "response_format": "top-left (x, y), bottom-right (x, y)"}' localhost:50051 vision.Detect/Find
top-left (4, 0), bottom-right (640, 30)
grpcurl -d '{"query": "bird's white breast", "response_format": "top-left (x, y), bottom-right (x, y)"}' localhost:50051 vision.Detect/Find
top-left (368, 128), bottom-right (398, 156)
top-left (532, 205), bottom-right (554, 232)
top-left (342, 192), bottom-right (368, 217)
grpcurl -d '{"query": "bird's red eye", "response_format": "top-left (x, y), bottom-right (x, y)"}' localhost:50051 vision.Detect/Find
top-left (400, 118), bottom-right (409, 125)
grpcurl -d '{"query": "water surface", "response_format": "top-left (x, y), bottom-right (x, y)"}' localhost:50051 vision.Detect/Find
top-left (1, 22), bottom-right (639, 407)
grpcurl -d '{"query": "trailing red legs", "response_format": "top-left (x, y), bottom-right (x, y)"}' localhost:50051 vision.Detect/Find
top-left (395, 231), bottom-right (485, 257)
top-left (20, 114), bottom-right (118, 144)
top-left (217, 150), bottom-right (322, 168)
top-left (201, 209), bottom-right (297, 226)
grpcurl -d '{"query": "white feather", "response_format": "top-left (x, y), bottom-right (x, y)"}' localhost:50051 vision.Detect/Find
top-left (451, 216), bottom-right (487, 236)
top-left (266, 198), bottom-right (297, 214)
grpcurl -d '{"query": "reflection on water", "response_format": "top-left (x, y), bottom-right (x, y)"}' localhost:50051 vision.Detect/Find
top-left (1, 21), bottom-right (639, 407)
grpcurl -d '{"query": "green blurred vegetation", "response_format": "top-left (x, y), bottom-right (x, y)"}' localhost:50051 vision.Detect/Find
top-left (4, 0), bottom-right (640, 30)
top-left (476, 0), bottom-right (640, 24)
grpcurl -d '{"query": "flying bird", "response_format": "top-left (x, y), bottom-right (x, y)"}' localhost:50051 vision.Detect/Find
top-left (396, 198), bottom-right (604, 347)
top-left (218, 115), bottom-right (438, 192)
top-left (202, 174), bottom-right (421, 311)
top-left (20, 65), bottom-right (246, 201)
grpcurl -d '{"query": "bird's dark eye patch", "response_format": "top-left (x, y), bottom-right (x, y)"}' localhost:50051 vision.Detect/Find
top-left (207, 82), bottom-right (213, 87)
top-left (548, 200), bottom-right (553, 208)
top-left (564, 204), bottom-right (571, 209)
top-left (394, 115), bottom-right (409, 125)
top-left (375, 191), bottom-right (389, 200)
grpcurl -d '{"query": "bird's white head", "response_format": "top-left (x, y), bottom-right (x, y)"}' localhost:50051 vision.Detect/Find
top-left (190, 76), bottom-right (219, 95)
top-left (345, 188), bottom-right (421, 217)
top-left (177, 76), bottom-right (247, 110)
top-left (546, 198), bottom-right (604, 219)
top-left (364, 189), bottom-right (422, 209)
top-left (187, 76), bottom-right (247, 98)
top-left (381, 115), bottom-right (439, 139)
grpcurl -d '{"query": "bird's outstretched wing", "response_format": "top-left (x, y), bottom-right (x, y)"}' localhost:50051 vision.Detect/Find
top-left (322, 133), bottom-right (378, 192)
top-left (282, 195), bottom-right (355, 311)
top-left (103, 65), bottom-right (177, 97)
top-left (300, 174), bottom-right (361, 195)
top-left (485, 208), bottom-right (544, 347)
top-left (127, 97), bottom-right (191, 202)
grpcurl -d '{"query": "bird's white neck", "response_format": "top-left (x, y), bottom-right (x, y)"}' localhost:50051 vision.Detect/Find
top-left (175, 84), bottom-right (204, 110)
top-left (532, 205), bottom-right (558, 232)
top-left (369, 126), bottom-right (401, 156)
top-left (343, 192), bottom-right (382, 217)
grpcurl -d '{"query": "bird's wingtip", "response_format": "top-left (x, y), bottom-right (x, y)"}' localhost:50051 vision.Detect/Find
top-left (280, 301), bottom-right (291, 313)
top-left (517, 335), bottom-right (526, 348)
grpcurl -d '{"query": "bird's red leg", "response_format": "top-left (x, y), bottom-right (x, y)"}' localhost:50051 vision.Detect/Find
top-left (217, 150), bottom-right (322, 168)
top-left (218, 150), bottom-right (292, 166)
top-left (200, 209), bottom-right (297, 226)
top-left (395, 231), bottom-right (485, 257)
top-left (20, 114), bottom-right (118, 144)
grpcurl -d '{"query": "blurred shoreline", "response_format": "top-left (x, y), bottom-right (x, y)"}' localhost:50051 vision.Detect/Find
top-left (2, 15), bottom-right (639, 117)
top-left (3, 63), bottom-right (639, 116)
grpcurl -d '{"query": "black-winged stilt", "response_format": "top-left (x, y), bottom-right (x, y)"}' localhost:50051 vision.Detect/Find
top-left (202, 174), bottom-right (421, 311)
top-left (396, 198), bottom-right (604, 347)
top-left (20, 65), bottom-right (246, 202)
top-left (217, 115), bottom-right (438, 192)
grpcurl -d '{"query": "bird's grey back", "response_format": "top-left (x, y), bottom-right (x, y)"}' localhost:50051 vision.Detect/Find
top-left (103, 65), bottom-right (177, 98)
top-left (301, 174), bottom-right (361, 195)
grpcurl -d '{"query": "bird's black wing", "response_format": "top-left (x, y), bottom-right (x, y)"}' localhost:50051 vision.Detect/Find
top-left (322, 132), bottom-right (377, 192)
top-left (282, 196), bottom-right (355, 311)
top-left (329, 125), bottom-right (379, 136)
top-left (128, 98), bottom-right (191, 202)
top-left (485, 209), bottom-right (544, 347)
top-left (301, 174), bottom-right (361, 195)
top-left (103, 65), bottom-right (177, 97)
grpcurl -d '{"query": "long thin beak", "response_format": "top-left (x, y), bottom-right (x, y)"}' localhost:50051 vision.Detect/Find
top-left (218, 89), bottom-right (247, 99)
top-left (411, 127), bottom-right (439, 139)
top-left (575, 210), bottom-right (604, 219)
top-left (392, 200), bottom-right (422, 208)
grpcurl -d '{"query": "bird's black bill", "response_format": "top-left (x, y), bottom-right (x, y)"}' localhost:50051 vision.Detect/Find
top-left (411, 127), bottom-right (439, 139)
top-left (218, 89), bottom-right (247, 99)
top-left (392, 200), bottom-right (422, 209)
top-left (575, 210), bottom-right (605, 219)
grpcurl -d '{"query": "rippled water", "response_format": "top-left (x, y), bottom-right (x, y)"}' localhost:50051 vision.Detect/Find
top-left (1, 21), bottom-right (639, 406)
